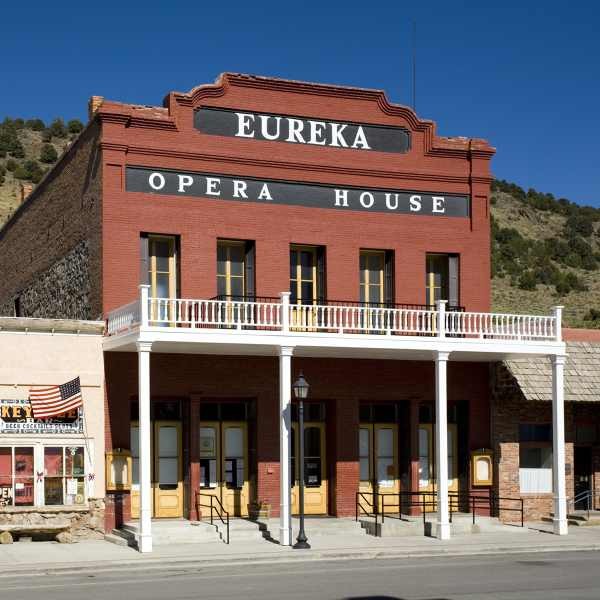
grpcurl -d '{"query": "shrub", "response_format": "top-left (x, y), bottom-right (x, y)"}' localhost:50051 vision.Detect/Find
top-left (25, 118), bottom-right (45, 131)
top-left (10, 142), bottom-right (25, 158)
top-left (565, 214), bottom-right (593, 237)
top-left (555, 272), bottom-right (588, 295)
top-left (40, 143), bottom-right (58, 163)
top-left (13, 165), bottom-right (29, 180)
top-left (583, 308), bottom-right (600, 322)
top-left (67, 119), bottom-right (84, 134)
top-left (41, 128), bottom-right (53, 142)
top-left (518, 270), bottom-right (537, 290)
top-left (48, 118), bottom-right (67, 138)
top-left (5, 158), bottom-right (18, 171)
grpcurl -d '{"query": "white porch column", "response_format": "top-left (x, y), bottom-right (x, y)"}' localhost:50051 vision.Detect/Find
top-left (279, 344), bottom-right (293, 546)
top-left (137, 340), bottom-right (153, 553)
top-left (435, 350), bottom-right (451, 540)
top-left (552, 353), bottom-right (568, 535)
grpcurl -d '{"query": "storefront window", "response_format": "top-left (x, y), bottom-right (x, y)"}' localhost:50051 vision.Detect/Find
top-left (0, 447), bottom-right (34, 507)
top-left (43, 446), bottom-right (85, 506)
top-left (519, 446), bottom-right (552, 493)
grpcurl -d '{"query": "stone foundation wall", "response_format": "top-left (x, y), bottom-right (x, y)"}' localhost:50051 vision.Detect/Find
top-left (0, 240), bottom-right (92, 319)
top-left (0, 498), bottom-right (105, 542)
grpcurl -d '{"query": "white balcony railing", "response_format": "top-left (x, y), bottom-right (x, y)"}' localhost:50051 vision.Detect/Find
top-left (106, 287), bottom-right (562, 343)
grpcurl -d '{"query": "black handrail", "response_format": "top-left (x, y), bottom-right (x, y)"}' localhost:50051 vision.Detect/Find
top-left (197, 492), bottom-right (230, 544)
top-left (211, 294), bottom-right (465, 313)
top-left (379, 491), bottom-right (525, 530)
top-left (355, 491), bottom-right (380, 536)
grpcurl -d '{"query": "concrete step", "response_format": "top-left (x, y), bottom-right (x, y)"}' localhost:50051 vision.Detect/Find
top-left (360, 513), bottom-right (529, 537)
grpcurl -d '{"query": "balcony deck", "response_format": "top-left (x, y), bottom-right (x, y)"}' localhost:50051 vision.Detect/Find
top-left (103, 289), bottom-right (565, 361)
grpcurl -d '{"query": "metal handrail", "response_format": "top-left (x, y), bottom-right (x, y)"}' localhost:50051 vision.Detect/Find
top-left (355, 491), bottom-right (379, 536)
top-left (196, 492), bottom-right (230, 544)
top-left (568, 490), bottom-right (600, 520)
top-left (379, 491), bottom-right (525, 530)
top-left (212, 294), bottom-right (465, 313)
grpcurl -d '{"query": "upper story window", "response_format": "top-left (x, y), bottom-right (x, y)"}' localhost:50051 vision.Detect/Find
top-left (217, 240), bottom-right (255, 299)
top-left (140, 234), bottom-right (178, 299)
top-left (360, 250), bottom-right (394, 306)
top-left (425, 254), bottom-right (459, 307)
top-left (290, 245), bottom-right (325, 305)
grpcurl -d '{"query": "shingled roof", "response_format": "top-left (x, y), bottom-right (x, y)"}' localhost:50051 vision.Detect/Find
top-left (504, 342), bottom-right (600, 402)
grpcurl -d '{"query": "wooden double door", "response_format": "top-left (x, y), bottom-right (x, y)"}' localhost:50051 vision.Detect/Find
top-left (199, 421), bottom-right (249, 517)
top-left (358, 424), bottom-right (400, 511)
top-left (131, 421), bottom-right (184, 519)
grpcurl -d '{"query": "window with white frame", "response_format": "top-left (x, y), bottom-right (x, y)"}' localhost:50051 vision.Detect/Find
top-left (0, 445), bottom-right (87, 508)
top-left (519, 424), bottom-right (552, 493)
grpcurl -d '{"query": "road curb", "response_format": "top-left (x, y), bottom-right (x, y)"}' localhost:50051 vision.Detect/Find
top-left (1, 543), bottom-right (600, 578)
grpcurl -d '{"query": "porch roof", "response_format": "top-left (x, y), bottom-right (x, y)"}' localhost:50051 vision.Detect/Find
top-left (505, 341), bottom-right (600, 402)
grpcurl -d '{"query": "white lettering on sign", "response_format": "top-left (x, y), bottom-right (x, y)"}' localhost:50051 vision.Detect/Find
top-left (232, 112), bottom-right (372, 150)
top-left (432, 196), bottom-right (446, 214)
top-left (149, 172), bottom-right (166, 190)
top-left (409, 195), bottom-right (422, 212)
top-left (206, 177), bottom-right (221, 196)
top-left (258, 183), bottom-right (273, 201)
top-left (177, 175), bottom-right (193, 193)
top-left (132, 169), bottom-right (469, 217)
top-left (334, 189), bottom-right (349, 207)
top-left (235, 112), bottom-right (255, 138)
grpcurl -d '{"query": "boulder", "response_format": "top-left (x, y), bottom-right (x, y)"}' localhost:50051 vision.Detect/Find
top-left (55, 531), bottom-right (74, 544)
top-left (0, 531), bottom-right (13, 544)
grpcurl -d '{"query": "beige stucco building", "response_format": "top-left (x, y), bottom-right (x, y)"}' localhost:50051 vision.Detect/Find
top-left (0, 317), bottom-right (105, 540)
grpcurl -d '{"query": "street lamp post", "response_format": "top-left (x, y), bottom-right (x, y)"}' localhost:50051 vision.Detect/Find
top-left (292, 372), bottom-right (310, 550)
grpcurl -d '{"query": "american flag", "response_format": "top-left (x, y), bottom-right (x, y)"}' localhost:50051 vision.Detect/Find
top-left (29, 377), bottom-right (83, 418)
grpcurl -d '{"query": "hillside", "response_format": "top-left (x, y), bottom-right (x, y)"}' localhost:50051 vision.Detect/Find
top-left (0, 118), bottom-right (598, 328)
top-left (0, 117), bottom-right (82, 223)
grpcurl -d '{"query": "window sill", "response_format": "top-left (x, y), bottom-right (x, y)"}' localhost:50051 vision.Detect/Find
top-left (0, 505), bottom-right (89, 514)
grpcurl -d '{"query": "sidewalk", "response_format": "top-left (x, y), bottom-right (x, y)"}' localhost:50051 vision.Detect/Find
top-left (1, 523), bottom-right (600, 576)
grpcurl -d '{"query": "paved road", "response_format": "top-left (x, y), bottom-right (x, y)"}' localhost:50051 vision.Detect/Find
top-left (2, 550), bottom-right (600, 599)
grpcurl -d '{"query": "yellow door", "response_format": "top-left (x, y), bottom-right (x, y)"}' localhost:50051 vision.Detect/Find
top-left (418, 423), bottom-right (458, 512)
top-left (198, 421), bottom-right (249, 517)
top-left (358, 424), bottom-right (399, 513)
top-left (154, 421), bottom-right (183, 518)
top-left (130, 423), bottom-right (140, 519)
top-left (221, 422), bottom-right (249, 516)
top-left (129, 421), bottom-right (183, 519)
top-left (291, 423), bottom-right (327, 515)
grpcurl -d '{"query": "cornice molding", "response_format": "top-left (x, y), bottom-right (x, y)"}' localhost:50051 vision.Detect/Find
top-left (117, 144), bottom-right (477, 186)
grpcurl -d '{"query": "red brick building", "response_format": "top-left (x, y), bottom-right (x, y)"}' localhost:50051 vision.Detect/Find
top-left (0, 73), bottom-right (570, 552)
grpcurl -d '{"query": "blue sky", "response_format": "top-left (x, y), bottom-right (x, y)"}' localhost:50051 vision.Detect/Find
top-left (3, 1), bottom-right (598, 205)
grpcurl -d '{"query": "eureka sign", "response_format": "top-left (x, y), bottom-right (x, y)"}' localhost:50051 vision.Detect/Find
top-left (194, 107), bottom-right (411, 154)
top-left (126, 167), bottom-right (470, 218)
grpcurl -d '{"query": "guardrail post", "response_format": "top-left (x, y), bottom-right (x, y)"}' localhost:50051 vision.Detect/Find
top-left (139, 284), bottom-right (150, 327)
top-left (436, 300), bottom-right (447, 339)
top-left (553, 305), bottom-right (563, 342)
top-left (280, 292), bottom-right (290, 334)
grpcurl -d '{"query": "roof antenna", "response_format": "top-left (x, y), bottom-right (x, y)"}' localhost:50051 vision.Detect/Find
top-left (412, 20), bottom-right (417, 113)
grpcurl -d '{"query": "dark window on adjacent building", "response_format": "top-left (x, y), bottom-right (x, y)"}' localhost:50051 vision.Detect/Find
top-left (199, 402), bottom-right (248, 421)
top-left (425, 254), bottom-right (459, 307)
top-left (13, 296), bottom-right (21, 317)
top-left (360, 250), bottom-right (394, 306)
top-left (359, 403), bottom-right (398, 423)
top-left (216, 240), bottom-right (255, 299)
top-left (519, 424), bottom-right (552, 442)
top-left (290, 245), bottom-right (325, 304)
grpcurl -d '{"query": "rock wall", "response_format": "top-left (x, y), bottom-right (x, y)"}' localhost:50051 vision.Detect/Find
top-left (0, 498), bottom-right (105, 542)
top-left (0, 240), bottom-right (92, 319)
